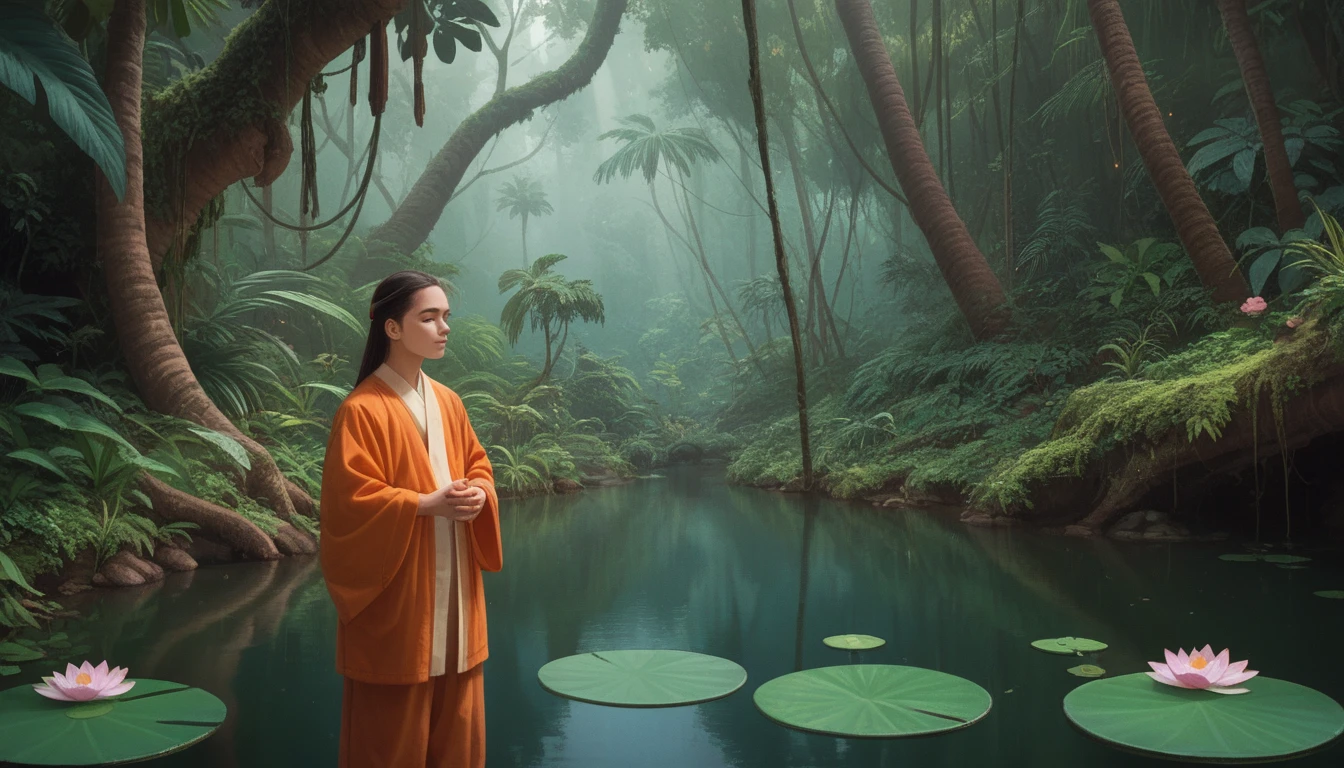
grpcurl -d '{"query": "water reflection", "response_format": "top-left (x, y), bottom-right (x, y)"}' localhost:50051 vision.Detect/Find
top-left (17, 466), bottom-right (1344, 767)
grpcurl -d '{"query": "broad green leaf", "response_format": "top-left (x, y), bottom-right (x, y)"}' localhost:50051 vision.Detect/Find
top-left (432, 26), bottom-right (457, 64)
top-left (1142, 272), bottom-right (1161, 296)
top-left (34, 372), bottom-right (123, 413)
top-left (0, 642), bottom-right (43, 662)
top-left (5, 448), bottom-right (71, 482)
top-left (12, 403), bottom-right (137, 454)
top-left (1063, 673), bottom-right (1344, 762)
top-left (171, 0), bottom-right (191, 38)
top-left (447, 22), bottom-right (482, 52)
top-left (1232, 148), bottom-right (1256, 189)
top-left (1109, 288), bottom-right (1124, 309)
top-left (0, 5), bottom-right (127, 200)
top-left (1285, 137), bottom-right (1304, 167)
top-left (0, 357), bottom-right (38, 387)
top-left (1099, 243), bottom-right (1129, 265)
top-left (754, 665), bottom-right (991, 738)
top-left (454, 0), bottom-right (500, 26)
top-left (1235, 227), bottom-right (1280, 250)
top-left (0, 552), bottom-right (40, 595)
top-left (186, 426), bottom-right (250, 471)
top-left (1249, 250), bottom-right (1282, 296)
top-left (1187, 136), bottom-right (1248, 177)
top-left (0, 666), bottom-right (18, 676)
top-left (537, 650), bottom-right (745, 707)
top-left (1187, 126), bottom-right (1230, 146)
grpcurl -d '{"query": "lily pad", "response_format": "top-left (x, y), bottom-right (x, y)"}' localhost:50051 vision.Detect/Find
top-left (1068, 664), bottom-right (1106, 678)
top-left (537, 650), bottom-right (746, 707)
top-left (0, 678), bottom-right (225, 765)
top-left (1031, 637), bottom-right (1108, 655)
top-left (1263, 554), bottom-right (1311, 564)
top-left (1064, 673), bottom-right (1344, 763)
top-left (1314, 590), bottom-right (1344, 599)
top-left (1219, 554), bottom-right (1262, 562)
top-left (1278, 565), bottom-right (1310, 570)
top-left (753, 665), bottom-right (991, 738)
top-left (823, 634), bottom-right (885, 651)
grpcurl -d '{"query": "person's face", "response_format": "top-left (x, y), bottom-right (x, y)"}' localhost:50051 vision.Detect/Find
top-left (386, 285), bottom-right (450, 359)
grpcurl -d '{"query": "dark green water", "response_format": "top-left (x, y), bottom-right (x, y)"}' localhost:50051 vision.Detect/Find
top-left (17, 466), bottom-right (1344, 766)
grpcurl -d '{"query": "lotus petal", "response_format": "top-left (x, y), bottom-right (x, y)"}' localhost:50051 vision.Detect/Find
top-left (33, 685), bottom-right (76, 701)
top-left (1146, 662), bottom-right (1181, 686)
top-left (1217, 669), bottom-right (1260, 687)
top-left (1175, 672), bottom-right (1214, 688)
top-left (1208, 686), bottom-right (1251, 695)
top-left (1206, 649), bottom-right (1230, 681)
top-left (103, 666), bottom-right (128, 689)
top-left (101, 681), bottom-right (135, 698)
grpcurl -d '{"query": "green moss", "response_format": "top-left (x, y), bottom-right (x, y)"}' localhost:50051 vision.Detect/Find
top-left (972, 322), bottom-right (1333, 512)
top-left (141, 0), bottom-right (313, 226)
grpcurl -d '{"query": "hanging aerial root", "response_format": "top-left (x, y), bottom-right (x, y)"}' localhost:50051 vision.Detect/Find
top-left (369, 21), bottom-right (388, 117)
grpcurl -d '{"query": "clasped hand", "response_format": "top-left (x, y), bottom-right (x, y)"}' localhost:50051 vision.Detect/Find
top-left (418, 478), bottom-right (486, 521)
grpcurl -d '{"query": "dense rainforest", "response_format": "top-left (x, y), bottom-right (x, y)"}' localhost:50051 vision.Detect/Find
top-left (1, 0), bottom-right (1343, 645)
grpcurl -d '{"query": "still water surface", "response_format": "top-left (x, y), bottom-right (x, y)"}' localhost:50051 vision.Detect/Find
top-left (28, 466), bottom-right (1344, 766)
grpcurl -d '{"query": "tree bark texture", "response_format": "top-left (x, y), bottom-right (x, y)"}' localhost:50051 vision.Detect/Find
top-left (1217, 0), bottom-right (1305, 232)
top-left (1088, 0), bottom-right (1248, 302)
top-left (834, 0), bottom-right (1011, 339)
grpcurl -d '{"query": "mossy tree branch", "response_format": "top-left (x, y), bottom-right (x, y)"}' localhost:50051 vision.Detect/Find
top-left (143, 0), bottom-right (406, 271)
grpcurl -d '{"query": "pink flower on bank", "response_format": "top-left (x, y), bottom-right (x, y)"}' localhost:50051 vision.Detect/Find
top-left (1241, 296), bottom-right (1268, 315)
top-left (1146, 646), bottom-right (1259, 694)
top-left (32, 661), bottom-right (135, 702)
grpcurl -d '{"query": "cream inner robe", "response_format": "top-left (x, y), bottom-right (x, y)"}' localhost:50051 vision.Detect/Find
top-left (373, 363), bottom-right (469, 676)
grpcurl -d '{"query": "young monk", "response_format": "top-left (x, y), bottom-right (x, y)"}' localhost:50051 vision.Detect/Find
top-left (319, 269), bottom-right (503, 768)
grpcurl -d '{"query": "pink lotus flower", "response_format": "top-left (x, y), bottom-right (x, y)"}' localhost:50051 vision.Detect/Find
top-left (1240, 296), bottom-right (1268, 315)
top-left (32, 661), bottom-right (135, 702)
top-left (1146, 646), bottom-right (1258, 694)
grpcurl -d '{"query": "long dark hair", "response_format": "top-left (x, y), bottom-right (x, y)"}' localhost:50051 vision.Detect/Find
top-left (355, 270), bottom-right (444, 387)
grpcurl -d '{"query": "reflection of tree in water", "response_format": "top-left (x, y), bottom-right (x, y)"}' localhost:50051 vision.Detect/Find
top-left (78, 556), bottom-right (323, 768)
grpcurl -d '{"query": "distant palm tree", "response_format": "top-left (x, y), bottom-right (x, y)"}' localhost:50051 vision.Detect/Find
top-left (498, 254), bottom-right (605, 383)
top-left (593, 114), bottom-right (762, 373)
top-left (495, 175), bottom-right (554, 266)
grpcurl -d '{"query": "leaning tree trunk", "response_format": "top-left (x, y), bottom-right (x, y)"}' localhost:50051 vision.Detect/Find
top-left (833, 0), bottom-right (1010, 340)
top-left (1088, 0), bottom-right (1249, 302)
top-left (358, 0), bottom-right (629, 282)
top-left (742, 0), bottom-right (813, 489)
top-left (1217, 0), bottom-right (1305, 232)
top-left (95, 0), bottom-right (285, 560)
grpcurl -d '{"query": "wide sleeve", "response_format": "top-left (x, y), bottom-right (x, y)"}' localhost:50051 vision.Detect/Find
top-left (318, 401), bottom-right (422, 624)
top-left (451, 391), bottom-right (503, 572)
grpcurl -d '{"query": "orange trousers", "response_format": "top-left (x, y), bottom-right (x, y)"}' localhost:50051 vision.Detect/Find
top-left (338, 666), bottom-right (485, 768)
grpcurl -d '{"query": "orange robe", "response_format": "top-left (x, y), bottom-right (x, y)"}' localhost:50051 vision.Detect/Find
top-left (320, 364), bottom-right (503, 767)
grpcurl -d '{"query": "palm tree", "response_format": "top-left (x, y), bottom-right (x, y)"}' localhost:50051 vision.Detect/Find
top-left (498, 254), bottom-right (605, 383)
top-left (593, 114), bottom-right (763, 373)
top-left (832, 0), bottom-right (1011, 340)
top-left (495, 175), bottom-right (554, 266)
top-left (1087, 0), bottom-right (1248, 302)
top-left (1216, 0), bottom-right (1305, 232)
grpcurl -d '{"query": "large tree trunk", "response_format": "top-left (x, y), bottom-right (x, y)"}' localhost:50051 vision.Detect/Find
top-left (742, 0), bottom-right (813, 489)
top-left (95, 0), bottom-right (292, 561)
top-left (1088, 0), bottom-right (1248, 302)
top-left (833, 0), bottom-right (1011, 340)
top-left (1217, 0), bottom-right (1305, 233)
top-left (358, 0), bottom-right (629, 281)
top-left (144, 0), bottom-right (405, 270)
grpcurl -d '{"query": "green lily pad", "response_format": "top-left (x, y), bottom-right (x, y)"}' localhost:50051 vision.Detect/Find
top-left (1064, 673), bottom-right (1344, 763)
top-left (1068, 664), bottom-right (1106, 678)
top-left (1031, 637), bottom-right (1108, 655)
top-left (1278, 564), bottom-right (1310, 570)
top-left (1219, 554), bottom-right (1262, 562)
top-left (0, 666), bottom-right (19, 676)
top-left (753, 664), bottom-right (991, 738)
top-left (0, 678), bottom-right (226, 765)
top-left (537, 650), bottom-right (746, 707)
top-left (823, 634), bottom-right (885, 651)
top-left (1263, 554), bottom-right (1311, 564)
top-left (1314, 590), bottom-right (1344, 599)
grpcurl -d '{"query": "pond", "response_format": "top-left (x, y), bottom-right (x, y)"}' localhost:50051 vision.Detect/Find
top-left (14, 465), bottom-right (1344, 767)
